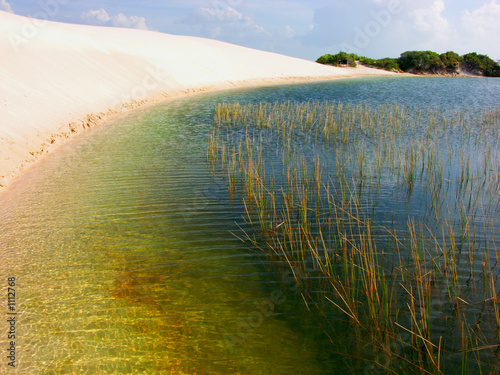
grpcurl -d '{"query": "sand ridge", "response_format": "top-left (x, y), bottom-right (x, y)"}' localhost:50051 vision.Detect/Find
top-left (0, 11), bottom-right (400, 188)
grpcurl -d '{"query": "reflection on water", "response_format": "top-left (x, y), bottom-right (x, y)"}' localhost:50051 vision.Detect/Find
top-left (1, 77), bottom-right (499, 374)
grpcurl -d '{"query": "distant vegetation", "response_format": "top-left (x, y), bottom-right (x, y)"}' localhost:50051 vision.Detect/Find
top-left (317, 50), bottom-right (500, 77)
top-left (316, 52), bottom-right (358, 67)
top-left (462, 52), bottom-right (500, 76)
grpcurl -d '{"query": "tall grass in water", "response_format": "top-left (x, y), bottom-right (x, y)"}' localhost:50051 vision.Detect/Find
top-left (208, 101), bottom-right (500, 374)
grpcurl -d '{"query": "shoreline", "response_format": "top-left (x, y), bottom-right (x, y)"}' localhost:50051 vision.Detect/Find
top-left (0, 73), bottom-right (401, 191)
top-left (0, 12), bottom-right (403, 191)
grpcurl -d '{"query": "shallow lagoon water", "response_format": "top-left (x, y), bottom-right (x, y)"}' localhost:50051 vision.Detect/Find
top-left (1, 77), bottom-right (500, 374)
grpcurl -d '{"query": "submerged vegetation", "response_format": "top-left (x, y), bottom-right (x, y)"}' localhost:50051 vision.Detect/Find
top-left (317, 50), bottom-right (500, 77)
top-left (208, 100), bottom-right (500, 373)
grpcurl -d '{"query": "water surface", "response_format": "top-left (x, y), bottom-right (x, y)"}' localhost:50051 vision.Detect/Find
top-left (1, 76), bottom-right (499, 374)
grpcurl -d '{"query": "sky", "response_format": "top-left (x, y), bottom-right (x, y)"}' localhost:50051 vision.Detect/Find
top-left (2, 0), bottom-right (499, 61)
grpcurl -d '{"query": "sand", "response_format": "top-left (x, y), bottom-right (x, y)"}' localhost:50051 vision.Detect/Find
top-left (0, 11), bottom-right (400, 188)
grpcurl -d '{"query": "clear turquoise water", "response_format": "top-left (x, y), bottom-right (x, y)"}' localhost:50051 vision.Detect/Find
top-left (1, 77), bottom-right (499, 374)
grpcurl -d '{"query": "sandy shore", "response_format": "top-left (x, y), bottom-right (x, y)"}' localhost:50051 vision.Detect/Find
top-left (0, 11), bottom-right (401, 188)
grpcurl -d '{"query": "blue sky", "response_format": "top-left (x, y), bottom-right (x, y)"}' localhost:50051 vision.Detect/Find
top-left (2, 0), bottom-right (499, 61)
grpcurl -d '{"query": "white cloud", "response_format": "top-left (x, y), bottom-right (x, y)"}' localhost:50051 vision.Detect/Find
top-left (0, 0), bottom-right (13, 13)
top-left (201, 5), bottom-right (266, 34)
top-left (111, 13), bottom-right (150, 30)
top-left (200, 6), bottom-right (241, 22)
top-left (80, 8), bottom-right (152, 30)
top-left (458, 1), bottom-right (500, 57)
top-left (81, 8), bottom-right (110, 25)
top-left (184, 4), bottom-right (268, 39)
top-left (409, 0), bottom-right (450, 34)
top-left (461, 1), bottom-right (500, 38)
top-left (293, 0), bottom-right (463, 59)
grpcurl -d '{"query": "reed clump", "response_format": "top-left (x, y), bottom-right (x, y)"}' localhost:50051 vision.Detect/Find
top-left (208, 100), bottom-right (500, 374)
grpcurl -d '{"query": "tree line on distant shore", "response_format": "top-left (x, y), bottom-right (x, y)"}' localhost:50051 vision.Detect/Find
top-left (316, 50), bottom-right (500, 77)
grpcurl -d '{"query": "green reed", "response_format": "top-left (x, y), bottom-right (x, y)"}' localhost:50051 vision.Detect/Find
top-left (208, 100), bottom-right (500, 374)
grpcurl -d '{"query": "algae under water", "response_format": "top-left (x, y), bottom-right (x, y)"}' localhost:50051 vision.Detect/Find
top-left (1, 77), bottom-right (499, 374)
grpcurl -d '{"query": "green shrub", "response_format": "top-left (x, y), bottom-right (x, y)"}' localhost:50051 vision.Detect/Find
top-left (316, 52), bottom-right (357, 67)
top-left (439, 51), bottom-right (462, 72)
top-left (316, 50), bottom-right (500, 76)
top-left (398, 51), bottom-right (445, 73)
top-left (463, 53), bottom-right (500, 77)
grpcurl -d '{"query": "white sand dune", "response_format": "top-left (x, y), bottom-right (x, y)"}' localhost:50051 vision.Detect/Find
top-left (0, 11), bottom-right (398, 187)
